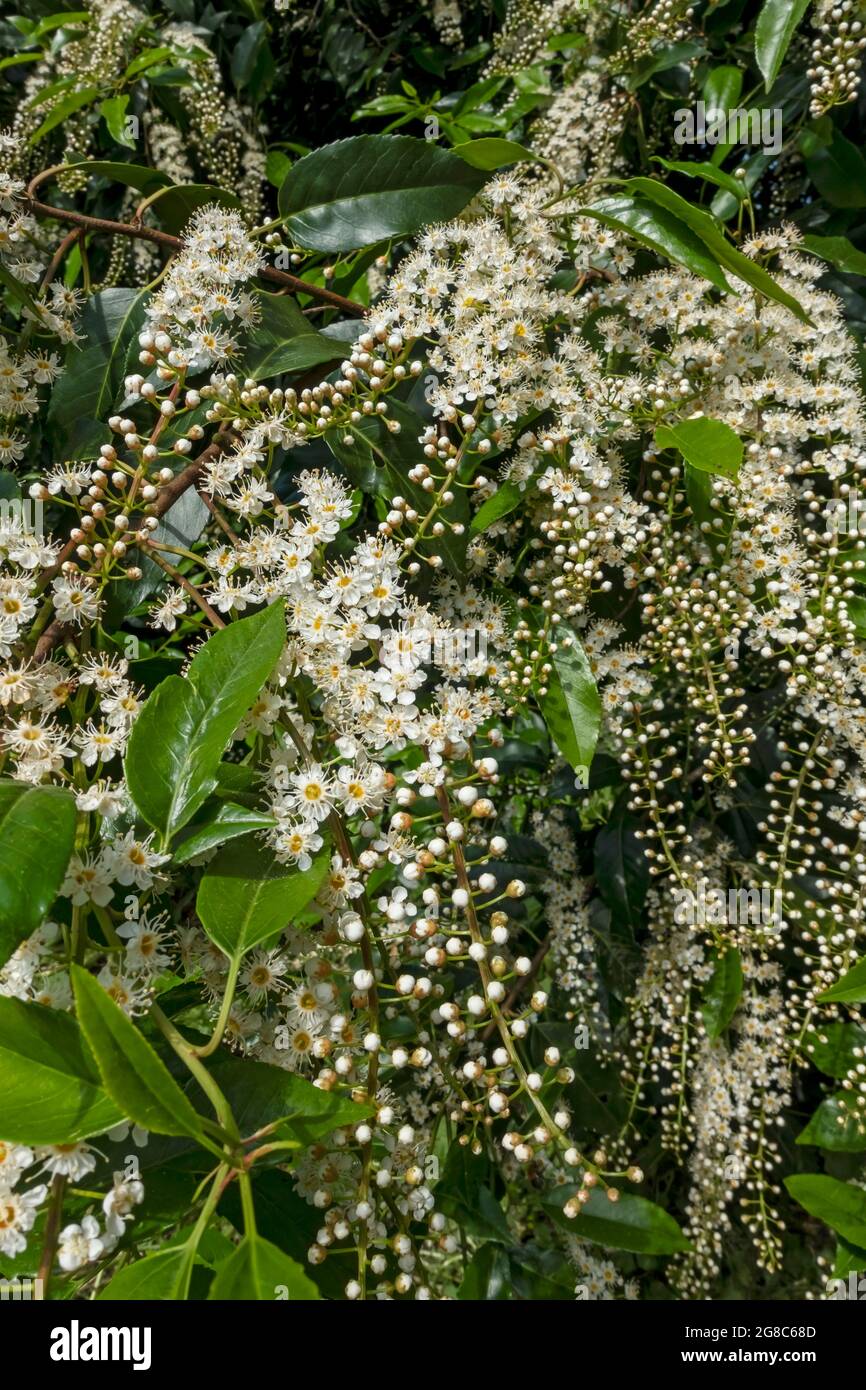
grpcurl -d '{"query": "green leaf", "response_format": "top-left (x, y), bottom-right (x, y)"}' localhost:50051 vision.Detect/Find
top-left (48, 288), bottom-right (150, 439)
top-left (436, 1146), bottom-right (511, 1244)
top-left (622, 178), bottom-right (812, 322)
top-left (172, 803), bottom-right (278, 865)
top-left (803, 234), bottom-right (866, 278)
top-left (803, 1022), bottom-right (866, 1077)
top-left (540, 625), bottom-right (601, 773)
top-left (755, 0), bottom-right (812, 91)
top-left (594, 792), bottom-right (649, 930)
top-left (278, 134), bottom-right (486, 252)
top-left (66, 159), bottom-right (172, 196)
top-left (453, 138), bottom-right (536, 170)
top-left (244, 293), bottom-right (342, 379)
top-left (470, 480), bottom-right (527, 533)
top-left (99, 1244), bottom-right (196, 1300)
top-left (654, 416), bottom-right (743, 480)
top-left (0, 780), bottom-right (76, 968)
top-left (544, 1186), bottom-right (692, 1254)
top-left (818, 955), bottom-right (866, 1004)
top-left (196, 836), bottom-right (329, 963)
top-left (149, 184), bottom-right (244, 237)
top-left (785, 1174), bottom-right (866, 1246)
top-left (805, 129), bottom-right (866, 209)
top-left (0, 996), bottom-right (121, 1144)
top-left (703, 65), bottom-right (744, 116)
top-left (99, 93), bottom-right (135, 148)
top-left (580, 195), bottom-right (732, 293)
top-left (209, 1234), bottom-right (321, 1299)
top-left (125, 601), bottom-right (286, 842)
top-left (797, 1096), bottom-right (866, 1152)
top-left (652, 157), bottom-right (747, 202)
top-left (31, 85), bottom-right (100, 142)
top-left (71, 965), bottom-right (209, 1142)
top-left (202, 1055), bottom-right (374, 1144)
top-left (701, 948), bottom-right (743, 1038)
top-left (124, 45), bottom-right (172, 79)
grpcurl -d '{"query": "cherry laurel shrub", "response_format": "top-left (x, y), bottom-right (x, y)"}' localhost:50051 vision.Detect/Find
top-left (0, 0), bottom-right (865, 1303)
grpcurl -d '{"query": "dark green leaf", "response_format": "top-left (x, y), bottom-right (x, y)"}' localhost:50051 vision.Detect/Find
top-left (580, 195), bottom-right (732, 293)
top-left (797, 1095), bottom-right (866, 1152)
top-left (803, 1022), bottom-right (866, 1077)
top-left (172, 803), bottom-right (278, 865)
top-left (701, 948), bottom-right (743, 1038)
top-left (0, 780), bottom-right (76, 968)
top-left (544, 1185), bottom-right (692, 1253)
top-left (278, 135), bottom-right (486, 252)
top-left (803, 234), bottom-right (866, 277)
top-left (244, 293), bottom-right (343, 379)
top-left (49, 288), bottom-right (150, 439)
top-left (805, 130), bottom-right (866, 209)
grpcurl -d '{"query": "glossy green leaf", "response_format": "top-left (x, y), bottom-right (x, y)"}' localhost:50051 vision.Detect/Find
top-left (196, 836), bottom-right (329, 963)
top-left (453, 137), bottom-right (535, 169)
top-left (0, 780), bottom-right (77, 968)
top-left (48, 288), bottom-right (150, 438)
top-left (278, 134), bottom-right (486, 251)
top-left (803, 1022), bottom-right (866, 1077)
top-left (470, 480), bottom-right (527, 533)
top-left (803, 234), bottom-right (866, 277)
top-left (701, 948), bottom-right (743, 1038)
top-left (805, 130), bottom-right (866, 209)
top-left (66, 159), bottom-right (172, 196)
top-left (580, 195), bottom-right (732, 293)
top-left (544, 1186), bottom-right (692, 1254)
top-left (818, 955), bottom-right (866, 1004)
top-left (540, 625), bottom-right (601, 773)
top-left (755, 0), bottom-right (812, 90)
top-left (99, 1243), bottom-right (196, 1300)
top-left (201, 1055), bottom-right (374, 1143)
top-left (71, 965), bottom-right (208, 1141)
top-left (150, 183), bottom-right (244, 237)
top-left (652, 157), bottom-right (747, 202)
top-left (172, 803), bottom-right (278, 865)
top-left (31, 85), bottom-right (100, 142)
top-left (99, 93), bottom-right (135, 148)
top-left (797, 1095), bottom-right (866, 1152)
top-left (0, 996), bottom-right (121, 1144)
top-left (785, 1174), bottom-right (866, 1246)
top-left (209, 1234), bottom-right (321, 1299)
top-left (655, 416), bottom-right (743, 479)
top-left (244, 293), bottom-right (343, 379)
top-left (125, 601), bottom-right (286, 842)
top-left (622, 178), bottom-right (811, 322)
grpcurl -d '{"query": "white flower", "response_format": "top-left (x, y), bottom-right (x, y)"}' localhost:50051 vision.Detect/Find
top-left (57, 1215), bottom-right (105, 1272)
top-left (37, 1142), bottom-right (98, 1181)
top-left (0, 1182), bottom-right (47, 1256)
top-left (104, 831), bottom-right (170, 890)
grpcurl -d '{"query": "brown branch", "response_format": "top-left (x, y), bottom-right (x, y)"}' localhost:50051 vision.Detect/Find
top-left (26, 168), bottom-right (368, 318)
